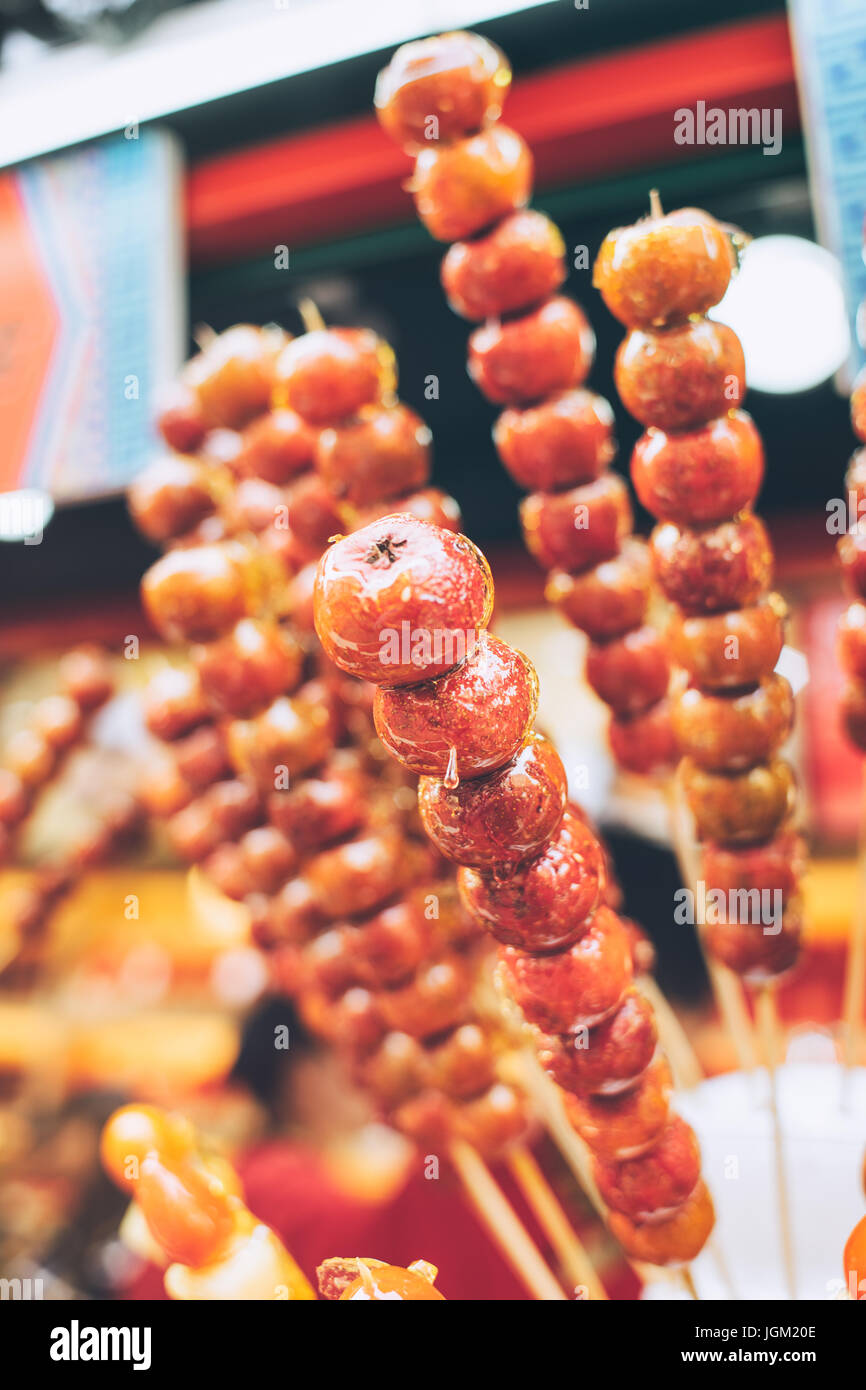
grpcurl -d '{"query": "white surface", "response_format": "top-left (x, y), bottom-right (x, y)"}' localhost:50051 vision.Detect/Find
top-left (643, 1063), bottom-right (866, 1301)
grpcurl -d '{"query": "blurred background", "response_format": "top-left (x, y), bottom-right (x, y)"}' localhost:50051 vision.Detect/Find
top-left (1, 0), bottom-right (865, 1300)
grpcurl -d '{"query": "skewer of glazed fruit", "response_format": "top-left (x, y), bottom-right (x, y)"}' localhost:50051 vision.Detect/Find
top-left (137, 350), bottom-right (533, 1179)
top-left (374, 31), bottom-right (674, 776)
top-left (844, 1212), bottom-right (866, 1301)
top-left (314, 512), bottom-right (715, 1266)
top-left (101, 1104), bottom-right (315, 1299)
top-left (595, 196), bottom-right (805, 987)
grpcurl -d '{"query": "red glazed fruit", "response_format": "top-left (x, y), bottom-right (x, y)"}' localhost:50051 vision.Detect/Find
top-left (545, 538), bottom-right (650, 640)
top-left (186, 324), bottom-right (285, 430)
top-left (454, 1082), bottom-right (528, 1159)
top-left (521, 472), bottom-right (633, 573)
top-left (193, 619), bottom-right (303, 717)
top-left (615, 319), bottom-right (745, 430)
top-left (378, 956), bottom-right (472, 1038)
top-left (632, 411), bottom-right (763, 526)
top-left (129, 456), bottom-right (215, 544)
top-left (375, 31), bottom-right (511, 152)
top-left (585, 625), bottom-right (670, 716)
top-left (704, 903), bottom-right (802, 982)
top-left (143, 666), bottom-right (210, 742)
top-left (844, 1213), bottom-right (866, 1299)
top-left (838, 602), bottom-right (866, 679)
top-left (536, 989), bottom-right (657, 1097)
top-left (852, 366), bottom-right (866, 444)
top-left (667, 595), bottom-right (787, 689)
top-left (59, 646), bottom-right (113, 710)
top-left (468, 296), bottom-right (594, 406)
top-left (136, 1154), bottom-right (237, 1267)
top-left (235, 409), bottom-right (317, 484)
top-left (412, 125), bottom-right (532, 243)
top-left (441, 209), bottom-right (566, 320)
top-left (373, 631), bottom-right (538, 779)
top-left (352, 900), bottom-right (433, 989)
top-left (838, 521), bottom-right (866, 601)
top-left (314, 515), bottom-right (493, 686)
top-left (494, 389), bottom-right (615, 493)
top-left (594, 1114), bottom-right (701, 1219)
top-left (267, 755), bottom-right (366, 852)
top-left (608, 1180), bottom-right (715, 1265)
top-left (316, 403), bottom-right (431, 506)
top-left (227, 683), bottom-right (338, 785)
top-left (565, 1054), bottom-right (672, 1160)
top-left (458, 808), bottom-right (606, 950)
top-left (418, 732), bottom-right (567, 869)
top-left (285, 472), bottom-right (344, 551)
top-left (427, 1023), bottom-right (496, 1099)
top-left (681, 756), bottom-right (796, 845)
top-left (498, 905), bottom-right (632, 1032)
top-left (608, 700), bottom-right (677, 775)
top-left (348, 486), bottom-right (461, 536)
top-left (305, 829), bottom-right (408, 920)
top-left (702, 831), bottom-right (806, 905)
top-left (842, 680), bottom-right (866, 751)
top-left (651, 513), bottom-right (772, 615)
top-left (672, 675), bottom-right (793, 772)
top-left (593, 206), bottom-right (733, 328)
top-left (141, 544), bottom-right (253, 644)
top-left (274, 328), bottom-right (395, 426)
top-left (155, 382), bottom-right (207, 454)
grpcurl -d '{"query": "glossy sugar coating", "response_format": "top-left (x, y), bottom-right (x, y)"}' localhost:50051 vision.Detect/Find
top-left (494, 389), bottom-right (615, 493)
top-left (457, 808), bottom-right (605, 950)
top-left (374, 30), bottom-right (511, 151)
top-left (468, 295), bottom-right (594, 405)
top-left (545, 538), bottom-right (650, 640)
top-left (234, 408), bottom-right (318, 484)
top-left (128, 456), bottom-right (216, 543)
top-left (314, 514), bottom-right (493, 686)
top-left (141, 543), bottom-right (262, 644)
top-left (412, 126), bottom-right (532, 242)
top-left (585, 623), bottom-right (670, 716)
top-left (316, 403), bottom-right (431, 505)
top-left (608, 1180), bottom-right (715, 1265)
top-left (564, 1055), bottom-right (673, 1161)
top-left (498, 906), bottom-right (633, 1032)
top-left (373, 631), bottom-right (538, 779)
top-left (520, 472), bottom-right (633, 573)
top-left (442, 209), bottom-right (566, 320)
top-left (184, 324), bottom-right (286, 431)
top-left (192, 619), bottom-right (304, 718)
top-left (615, 319), bottom-right (744, 430)
top-left (671, 675), bottom-right (794, 772)
top-left (631, 411), bottom-right (763, 526)
top-left (681, 756), bottom-right (796, 846)
top-left (667, 595), bottom-right (786, 689)
top-left (418, 732), bottom-right (567, 868)
top-left (593, 208), bottom-right (733, 328)
top-left (704, 904), bottom-right (802, 983)
top-left (594, 1114), bottom-right (701, 1220)
top-left (843, 1214), bottom-right (866, 1300)
top-left (651, 513), bottom-right (773, 615)
top-left (535, 989), bottom-right (657, 1097)
top-left (702, 831), bottom-right (805, 904)
top-left (852, 367), bottom-right (866, 444)
top-left (273, 328), bottom-right (395, 425)
top-left (608, 699), bottom-right (678, 775)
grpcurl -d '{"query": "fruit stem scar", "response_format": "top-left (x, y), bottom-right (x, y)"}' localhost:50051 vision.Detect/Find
top-left (649, 188), bottom-right (663, 220)
top-left (364, 535), bottom-right (408, 566)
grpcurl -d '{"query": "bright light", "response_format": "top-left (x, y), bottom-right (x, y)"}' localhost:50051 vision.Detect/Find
top-left (0, 489), bottom-right (53, 543)
top-left (710, 235), bottom-right (850, 395)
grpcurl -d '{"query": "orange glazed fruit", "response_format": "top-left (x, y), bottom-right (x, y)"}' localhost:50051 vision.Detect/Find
top-left (375, 31), bottom-right (510, 151)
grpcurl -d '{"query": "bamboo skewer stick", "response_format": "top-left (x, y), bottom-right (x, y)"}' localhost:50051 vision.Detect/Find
top-left (506, 1143), bottom-right (608, 1300)
top-left (298, 297), bottom-right (327, 335)
top-left (638, 977), bottom-right (704, 1089)
top-left (449, 1139), bottom-right (567, 1300)
top-left (681, 1268), bottom-right (700, 1300)
top-left (666, 778), bottom-right (759, 1073)
top-left (755, 988), bottom-right (797, 1300)
top-left (841, 763), bottom-right (866, 1074)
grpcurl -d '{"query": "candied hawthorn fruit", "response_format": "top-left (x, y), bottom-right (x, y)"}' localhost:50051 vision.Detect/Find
top-left (608, 1180), bottom-right (714, 1265)
top-left (193, 619), bottom-right (303, 718)
top-left (235, 409), bottom-right (317, 485)
top-left (267, 756), bottom-right (366, 852)
top-left (615, 319), bottom-right (745, 430)
top-left (702, 831), bottom-right (805, 906)
top-left (651, 513), bottom-right (772, 615)
top-left (129, 456), bottom-right (215, 544)
top-left (842, 680), bottom-right (866, 751)
top-left (186, 324), bottom-right (284, 431)
top-left (458, 808), bottom-right (605, 950)
top-left (593, 207), bottom-right (733, 328)
top-left (418, 732), bottom-right (567, 869)
top-left (412, 125), bottom-right (531, 243)
top-left (682, 756), bottom-right (796, 846)
top-left (427, 1022), bottom-right (496, 1099)
top-left (227, 684), bottom-right (337, 786)
top-left (142, 544), bottom-right (253, 644)
top-left (494, 389), bottom-right (615, 493)
top-left (704, 903), bottom-right (802, 982)
top-left (100, 1105), bottom-right (195, 1188)
top-left (349, 486), bottom-right (461, 535)
top-left (852, 366), bottom-right (866, 444)
top-left (838, 521), bottom-right (866, 601)
top-left (375, 31), bottom-right (511, 152)
top-left (274, 328), bottom-right (395, 426)
top-left (156, 382), bottom-right (207, 454)
top-left (521, 472), bottom-right (633, 574)
top-left (378, 956), bottom-right (472, 1039)
top-left (838, 602), bottom-right (866, 680)
top-left (284, 472), bottom-right (344, 552)
top-left (143, 666), bottom-right (210, 742)
top-left (632, 411), bottom-right (763, 526)
top-left (585, 625), bottom-right (670, 716)
top-left (316, 403), bottom-right (431, 506)
top-left (594, 1114), bottom-right (701, 1220)
top-left (844, 1213), bottom-right (866, 1300)
top-left (546, 537), bottom-right (650, 640)
top-left (442, 209), bottom-right (566, 321)
top-left (136, 1154), bottom-right (237, 1268)
top-left (609, 700), bottom-right (677, 775)
top-left (668, 595), bottom-right (786, 690)
top-left (352, 901), bottom-right (433, 989)
top-left (305, 829), bottom-right (408, 919)
top-left (453, 1082), bottom-right (529, 1159)
top-left (373, 630), bottom-right (538, 779)
top-left (468, 296), bottom-right (594, 406)
top-left (314, 514), bottom-right (493, 686)
top-left (498, 905), bottom-right (633, 1033)
top-left (671, 675), bottom-right (793, 773)
top-left (565, 1054), bottom-right (672, 1161)
top-left (536, 988), bottom-right (657, 1097)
